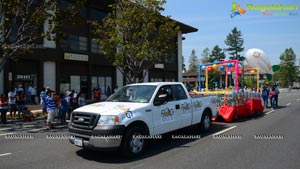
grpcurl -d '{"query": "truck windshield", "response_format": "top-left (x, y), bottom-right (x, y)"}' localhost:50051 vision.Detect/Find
top-left (107, 85), bottom-right (157, 103)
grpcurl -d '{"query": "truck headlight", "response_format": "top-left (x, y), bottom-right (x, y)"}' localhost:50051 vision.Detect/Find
top-left (97, 115), bottom-right (119, 125)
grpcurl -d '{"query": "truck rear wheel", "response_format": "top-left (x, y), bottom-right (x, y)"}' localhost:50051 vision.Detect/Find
top-left (200, 110), bottom-right (212, 132)
top-left (121, 126), bottom-right (146, 158)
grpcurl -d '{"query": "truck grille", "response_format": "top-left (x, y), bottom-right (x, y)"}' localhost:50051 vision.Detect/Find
top-left (71, 112), bottom-right (100, 130)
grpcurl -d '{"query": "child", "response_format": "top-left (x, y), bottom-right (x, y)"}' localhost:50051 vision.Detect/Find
top-left (22, 107), bottom-right (34, 122)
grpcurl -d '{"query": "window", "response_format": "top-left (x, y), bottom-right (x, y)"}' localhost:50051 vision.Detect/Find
top-left (165, 52), bottom-right (177, 64)
top-left (92, 76), bottom-right (112, 96)
top-left (60, 75), bottom-right (87, 94)
top-left (90, 9), bottom-right (107, 21)
top-left (151, 78), bottom-right (163, 82)
top-left (171, 85), bottom-right (187, 100)
top-left (79, 36), bottom-right (88, 51)
top-left (61, 1), bottom-right (86, 18)
top-left (91, 39), bottom-right (101, 54)
top-left (61, 0), bottom-right (72, 10)
top-left (60, 35), bottom-right (87, 52)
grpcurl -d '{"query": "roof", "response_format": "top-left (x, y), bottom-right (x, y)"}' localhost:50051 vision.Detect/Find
top-left (172, 19), bottom-right (198, 34)
top-left (183, 72), bottom-right (198, 76)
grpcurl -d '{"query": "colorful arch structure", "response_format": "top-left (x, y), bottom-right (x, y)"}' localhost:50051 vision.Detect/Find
top-left (225, 67), bottom-right (260, 91)
top-left (198, 60), bottom-right (239, 92)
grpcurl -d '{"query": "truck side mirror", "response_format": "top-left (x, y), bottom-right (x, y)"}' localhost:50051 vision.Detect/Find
top-left (153, 94), bottom-right (168, 106)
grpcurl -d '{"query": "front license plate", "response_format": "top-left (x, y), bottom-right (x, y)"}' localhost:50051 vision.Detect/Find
top-left (74, 138), bottom-right (83, 147)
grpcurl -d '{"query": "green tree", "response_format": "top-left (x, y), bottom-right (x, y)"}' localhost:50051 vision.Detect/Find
top-left (200, 47), bottom-right (210, 64)
top-left (278, 48), bottom-right (298, 86)
top-left (207, 45), bottom-right (226, 88)
top-left (245, 75), bottom-right (257, 88)
top-left (90, 0), bottom-right (179, 84)
top-left (182, 55), bottom-right (186, 72)
top-left (224, 27), bottom-right (245, 62)
top-left (188, 49), bottom-right (198, 72)
top-left (0, 0), bottom-right (84, 72)
top-left (208, 45), bottom-right (226, 62)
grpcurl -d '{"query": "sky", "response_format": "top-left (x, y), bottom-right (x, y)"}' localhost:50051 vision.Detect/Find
top-left (162, 0), bottom-right (300, 66)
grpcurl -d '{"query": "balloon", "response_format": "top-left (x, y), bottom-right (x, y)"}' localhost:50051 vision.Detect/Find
top-left (250, 70), bottom-right (255, 74)
top-left (212, 64), bottom-right (218, 70)
top-left (208, 67), bottom-right (213, 72)
top-left (214, 61), bottom-right (220, 64)
top-left (201, 65), bottom-right (206, 70)
top-left (219, 65), bottom-right (225, 71)
top-left (227, 72), bottom-right (232, 75)
top-left (227, 63), bottom-right (232, 68)
top-left (245, 48), bottom-right (272, 74)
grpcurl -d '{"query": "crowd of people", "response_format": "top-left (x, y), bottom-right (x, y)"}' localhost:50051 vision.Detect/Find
top-left (261, 84), bottom-right (280, 110)
top-left (40, 88), bottom-right (87, 130)
top-left (0, 86), bottom-right (87, 128)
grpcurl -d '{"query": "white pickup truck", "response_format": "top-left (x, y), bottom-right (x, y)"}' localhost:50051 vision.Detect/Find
top-left (69, 82), bottom-right (218, 157)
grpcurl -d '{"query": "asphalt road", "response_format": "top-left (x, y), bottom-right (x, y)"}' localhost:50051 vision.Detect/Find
top-left (0, 89), bottom-right (300, 169)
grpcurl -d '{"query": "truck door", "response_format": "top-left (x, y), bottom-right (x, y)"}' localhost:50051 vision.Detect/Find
top-left (152, 85), bottom-right (182, 134)
top-left (171, 84), bottom-right (193, 128)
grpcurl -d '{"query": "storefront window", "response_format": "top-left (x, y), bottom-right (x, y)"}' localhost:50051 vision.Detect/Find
top-left (70, 76), bottom-right (80, 93)
top-left (91, 76), bottom-right (112, 97)
top-left (60, 75), bottom-right (88, 94)
top-left (151, 78), bottom-right (163, 82)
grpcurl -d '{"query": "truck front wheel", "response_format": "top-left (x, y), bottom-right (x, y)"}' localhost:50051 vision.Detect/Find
top-left (200, 110), bottom-right (212, 132)
top-left (121, 126), bottom-right (146, 158)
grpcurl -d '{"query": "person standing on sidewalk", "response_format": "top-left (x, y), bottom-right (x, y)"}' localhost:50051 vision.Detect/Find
top-left (40, 88), bottom-right (47, 115)
top-left (0, 94), bottom-right (8, 124)
top-left (28, 85), bottom-right (36, 104)
top-left (45, 90), bottom-right (57, 130)
top-left (78, 93), bottom-right (86, 107)
top-left (16, 91), bottom-right (26, 119)
top-left (59, 93), bottom-right (68, 124)
top-left (8, 88), bottom-right (17, 120)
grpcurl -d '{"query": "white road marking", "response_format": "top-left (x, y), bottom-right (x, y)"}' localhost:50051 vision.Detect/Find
top-left (286, 103), bottom-right (291, 106)
top-left (0, 153), bottom-right (12, 157)
top-left (24, 125), bottom-right (36, 128)
top-left (0, 128), bottom-right (11, 131)
top-left (266, 110), bottom-right (275, 115)
top-left (27, 128), bottom-right (45, 132)
top-left (131, 163), bottom-right (144, 169)
top-left (0, 133), bottom-right (15, 136)
top-left (213, 126), bottom-right (237, 136)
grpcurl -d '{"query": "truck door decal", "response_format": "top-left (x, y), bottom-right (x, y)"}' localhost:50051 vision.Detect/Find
top-left (193, 101), bottom-right (203, 108)
top-left (161, 108), bottom-right (174, 121)
top-left (181, 102), bottom-right (191, 111)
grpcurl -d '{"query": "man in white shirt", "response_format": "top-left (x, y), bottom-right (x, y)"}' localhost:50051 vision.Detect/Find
top-left (28, 85), bottom-right (36, 104)
top-left (8, 88), bottom-right (17, 120)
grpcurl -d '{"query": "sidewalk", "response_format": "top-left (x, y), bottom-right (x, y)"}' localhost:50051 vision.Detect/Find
top-left (4, 105), bottom-right (45, 124)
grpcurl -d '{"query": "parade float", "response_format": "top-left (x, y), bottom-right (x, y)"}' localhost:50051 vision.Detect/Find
top-left (192, 59), bottom-right (264, 122)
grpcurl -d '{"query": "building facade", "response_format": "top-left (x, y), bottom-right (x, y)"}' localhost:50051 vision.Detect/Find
top-left (0, 0), bottom-right (197, 99)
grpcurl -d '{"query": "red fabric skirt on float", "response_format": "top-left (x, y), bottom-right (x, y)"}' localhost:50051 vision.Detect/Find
top-left (217, 98), bottom-right (264, 122)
